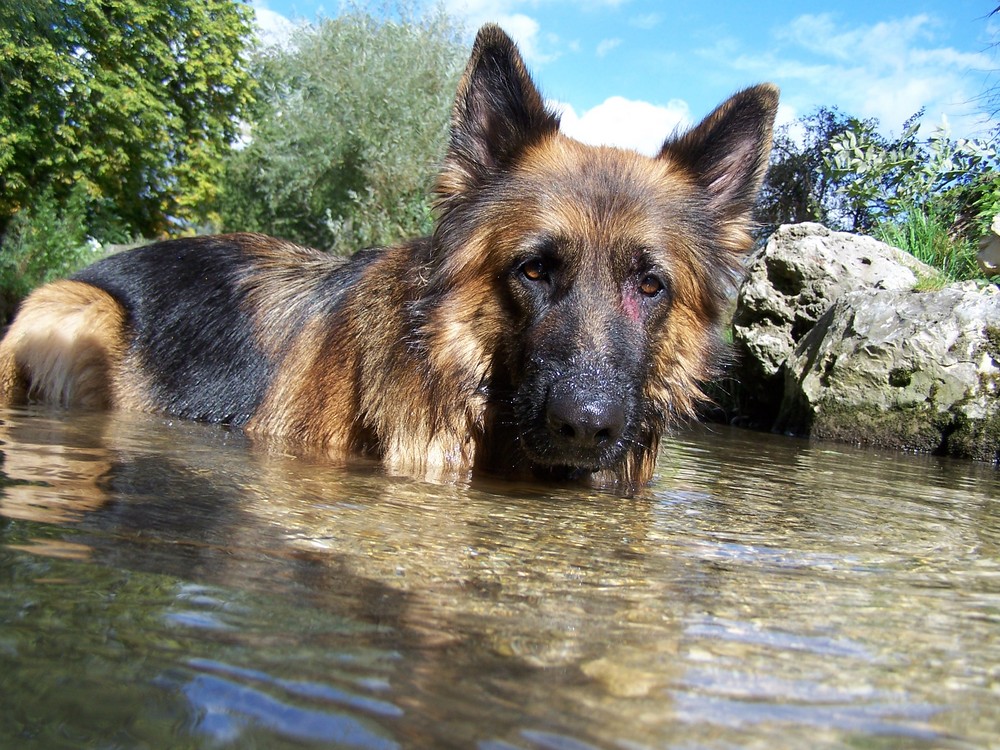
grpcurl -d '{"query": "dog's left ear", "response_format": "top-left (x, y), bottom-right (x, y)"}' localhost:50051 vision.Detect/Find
top-left (438, 24), bottom-right (560, 198)
top-left (659, 84), bottom-right (779, 220)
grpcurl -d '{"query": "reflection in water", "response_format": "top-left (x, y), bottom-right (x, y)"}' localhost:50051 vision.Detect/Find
top-left (0, 406), bottom-right (997, 749)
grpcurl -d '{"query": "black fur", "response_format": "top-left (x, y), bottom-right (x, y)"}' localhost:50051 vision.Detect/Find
top-left (72, 235), bottom-right (377, 425)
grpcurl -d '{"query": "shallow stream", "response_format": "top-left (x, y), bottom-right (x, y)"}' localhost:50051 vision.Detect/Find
top-left (1, 407), bottom-right (997, 748)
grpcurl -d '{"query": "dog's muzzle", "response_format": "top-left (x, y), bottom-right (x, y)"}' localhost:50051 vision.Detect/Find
top-left (518, 365), bottom-right (634, 471)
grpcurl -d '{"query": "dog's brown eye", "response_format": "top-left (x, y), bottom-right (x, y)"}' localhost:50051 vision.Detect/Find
top-left (521, 258), bottom-right (547, 282)
top-left (639, 274), bottom-right (664, 297)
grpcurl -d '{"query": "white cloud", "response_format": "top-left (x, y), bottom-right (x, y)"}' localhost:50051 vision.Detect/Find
top-left (596, 38), bottom-right (622, 58)
top-left (443, 0), bottom-right (563, 66)
top-left (774, 100), bottom-right (799, 132)
top-left (629, 12), bottom-right (662, 30)
top-left (252, 1), bottom-right (299, 48)
top-left (497, 13), bottom-right (563, 65)
top-left (552, 96), bottom-right (693, 156)
top-left (722, 13), bottom-right (997, 139)
top-left (776, 13), bottom-right (934, 64)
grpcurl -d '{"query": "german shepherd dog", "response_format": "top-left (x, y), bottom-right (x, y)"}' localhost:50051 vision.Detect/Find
top-left (0, 25), bottom-right (777, 488)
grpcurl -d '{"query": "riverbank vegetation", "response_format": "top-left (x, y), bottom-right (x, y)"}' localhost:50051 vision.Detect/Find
top-left (754, 106), bottom-right (999, 285)
top-left (0, 0), bottom-right (257, 323)
top-left (216, 8), bottom-right (465, 255)
top-left (1, 0), bottom-right (998, 326)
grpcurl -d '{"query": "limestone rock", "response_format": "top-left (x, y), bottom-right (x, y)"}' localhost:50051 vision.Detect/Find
top-left (730, 223), bottom-right (938, 423)
top-left (775, 284), bottom-right (1000, 462)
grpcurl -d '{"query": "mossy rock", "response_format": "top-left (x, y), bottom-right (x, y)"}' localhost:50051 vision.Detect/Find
top-left (779, 285), bottom-right (1000, 464)
top-left (809, 399), bottom-right (954, 455)
top-left (944, 406), bottom-right (1000, 463)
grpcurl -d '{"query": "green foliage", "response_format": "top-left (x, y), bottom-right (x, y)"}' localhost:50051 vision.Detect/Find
top-left (0, 0), bottom-right (257, 239)
top-left (754, 107), bottom-right (883, 238)
top-left (948, 170), bottom-right (1000, 237)
top-left (825, 118), bottom-right (1000, 281)
top-left (0, 186), bottom-right (117, 325)
top-left (875, 209), bottom-right (979, 285)
top-left (825, 117), bottom-right (999, 228)
top-left (217, 5), bottom-right (466, 254)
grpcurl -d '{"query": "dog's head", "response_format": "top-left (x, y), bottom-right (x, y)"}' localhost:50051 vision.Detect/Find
top-left (423, 25), bottom-right (778, 485)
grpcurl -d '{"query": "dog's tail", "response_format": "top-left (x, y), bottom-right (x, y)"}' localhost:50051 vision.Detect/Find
top-left (0, 280), bottom-right (129, 409)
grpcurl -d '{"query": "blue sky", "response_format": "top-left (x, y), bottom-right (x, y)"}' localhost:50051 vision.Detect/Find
top-left (253, 0), bottom-right (1000, 154)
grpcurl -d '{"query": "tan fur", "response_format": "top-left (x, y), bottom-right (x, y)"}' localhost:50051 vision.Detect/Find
top-left (0, 25), bottom-right (778, 490)
top-left (235, 234), bottom-right (348, 359)
top-left (246, 304), bottom-right (366, 453)
top-left (240, 233), bottom-right (499, 479)
top-left (0, 281), bottom-right (128, 409)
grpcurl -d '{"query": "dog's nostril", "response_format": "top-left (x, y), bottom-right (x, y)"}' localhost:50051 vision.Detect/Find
top-left (546, 391), bottom-right (624, 449)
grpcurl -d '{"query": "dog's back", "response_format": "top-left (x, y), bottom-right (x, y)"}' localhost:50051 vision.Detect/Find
top-left (0, 233), bottom-right (367, 423)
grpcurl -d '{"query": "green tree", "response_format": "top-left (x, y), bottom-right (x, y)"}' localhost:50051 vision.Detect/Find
top-left (0, 0), bottom-right (256, 239)
top-left (825, 118), bottom-right (1000, 281)
top-left (217, 6), bottom-right (466, 254)
top-left (754, 107), bottom-right (886, 238)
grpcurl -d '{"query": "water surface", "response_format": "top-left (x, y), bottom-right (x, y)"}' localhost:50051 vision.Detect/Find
top-left (1, 407), bottom-right (997, 749)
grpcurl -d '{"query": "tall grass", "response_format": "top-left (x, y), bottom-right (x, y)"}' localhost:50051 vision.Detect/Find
top-left (876, 207), bottom-right (982, 285)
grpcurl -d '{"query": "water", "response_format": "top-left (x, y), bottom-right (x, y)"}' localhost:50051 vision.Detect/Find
top-left (0, 406), bottom-right (997, 750)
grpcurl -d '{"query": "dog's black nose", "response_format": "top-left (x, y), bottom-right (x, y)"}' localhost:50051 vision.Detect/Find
top-left (546, 391), bottom-right (625, 450)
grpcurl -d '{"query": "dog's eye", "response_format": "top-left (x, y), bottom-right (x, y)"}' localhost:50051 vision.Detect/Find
top-left (520, 258), bottom-right (548, 282)
top-left (638, 274), bottom-right (665, 297)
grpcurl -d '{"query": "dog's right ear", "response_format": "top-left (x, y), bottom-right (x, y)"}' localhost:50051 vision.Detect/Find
top-left (437, 24), bottom-right (560, 199)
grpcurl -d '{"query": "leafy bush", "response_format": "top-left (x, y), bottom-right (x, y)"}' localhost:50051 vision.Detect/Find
top-left (826, 120), bottom-right (997, 222)
top-left (948, 170), bottom-right (1000, 240)
top-left (217, 5), bottom-right (466, 254)
top-left (825, 121), bottom-right (999, 281)
top-left (0, 186), bottom-right (126, 325)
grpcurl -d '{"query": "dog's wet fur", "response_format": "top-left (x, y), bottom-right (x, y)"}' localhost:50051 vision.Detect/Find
top-left (0, 25), bottom-right (778, 488)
